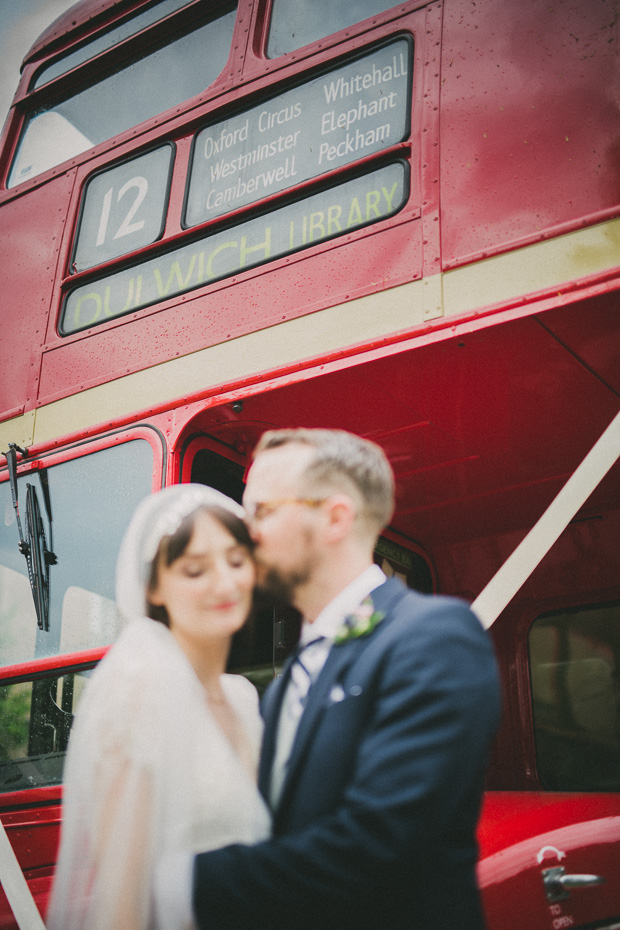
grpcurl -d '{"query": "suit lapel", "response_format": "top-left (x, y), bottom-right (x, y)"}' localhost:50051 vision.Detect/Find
top-left (274, 578), bottom-right (408, 812)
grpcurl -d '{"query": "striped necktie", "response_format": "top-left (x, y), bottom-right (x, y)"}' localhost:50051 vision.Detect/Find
top-left (287, 636), bottom-right (327, 718)
top-left (270, 636), bottom-right (327, 807)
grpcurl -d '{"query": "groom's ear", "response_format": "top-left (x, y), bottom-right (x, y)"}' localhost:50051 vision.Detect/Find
top-left (323, 494), bottom-right (357, 543)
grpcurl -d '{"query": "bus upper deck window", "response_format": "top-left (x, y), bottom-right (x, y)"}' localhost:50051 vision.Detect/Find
top-left (33, 0), bottom-right (195, 89)
top-left (267, 0), bottom-right (400, 58)
top-left (7, 2), bottom-right (237, 189)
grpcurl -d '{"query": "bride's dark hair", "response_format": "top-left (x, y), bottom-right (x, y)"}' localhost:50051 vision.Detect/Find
top-left (146, 504), bottom-right (254, 626)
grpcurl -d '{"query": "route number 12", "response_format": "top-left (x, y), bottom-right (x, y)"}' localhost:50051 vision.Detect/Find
top-left (73, 144), bottom-right (174, 272)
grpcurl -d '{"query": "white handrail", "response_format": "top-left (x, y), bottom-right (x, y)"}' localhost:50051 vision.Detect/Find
top-left (473, 409), bottom-right (620, 629)
top-left (0, 819), bottom-right (46, 930)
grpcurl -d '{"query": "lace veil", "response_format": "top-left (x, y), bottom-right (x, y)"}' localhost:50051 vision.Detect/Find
top-left (115, 483), bottom-right (247, 621)
top-left (47, 484), bottom-right (264, 930)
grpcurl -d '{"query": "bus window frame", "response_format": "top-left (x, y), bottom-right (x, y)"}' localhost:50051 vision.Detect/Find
top-left (0, 425), bottom-right (166, 492)
top-left (31, 0), bottom-right (205, 91)
top-left (0, 656), bottom-right (101, 809)
top-left (1, 0), bottom-right (245, 196)
top-left (490, 590), bottom-right (620, 791)
top-left (374, 528), bottom-right (437, 593)
top-left (0, 425), bottom-right (166, 806)
top-left (262, 0), bottom-right (417, 61)
top-left (0, 427), bottom-right (165, 646)
top-left (69, 141), bottom-right (177, 274)
top-left (179, 433), bottom-right (248, 486)
top-left (526, 599), bottom-right (620, 793)
top-left (246, 0), bottom-right (427, 73)
top-left (181, 32), bottom-right (414, 230)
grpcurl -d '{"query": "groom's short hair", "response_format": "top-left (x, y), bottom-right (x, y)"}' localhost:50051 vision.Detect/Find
top-left (253, 428), bottom-right (395, 541)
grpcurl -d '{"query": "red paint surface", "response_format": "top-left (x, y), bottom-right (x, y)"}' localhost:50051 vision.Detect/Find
top-left (479, 792), bottom-right (620, 930)
top-left (440, 0), bottom-right (620, 266)
top-left (0, 0), bottom-right (616, 420)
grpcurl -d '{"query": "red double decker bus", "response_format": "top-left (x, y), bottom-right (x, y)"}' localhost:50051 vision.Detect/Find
top-left (0, 0), bottom-right (618, 927)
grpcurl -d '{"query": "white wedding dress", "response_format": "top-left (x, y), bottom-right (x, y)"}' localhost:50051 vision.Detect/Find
top-left (48, 616), bottom-right (271, 930)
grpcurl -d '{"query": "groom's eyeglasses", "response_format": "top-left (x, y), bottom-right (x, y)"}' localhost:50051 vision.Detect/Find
top-left (245, 498), bottom-right (327, 523)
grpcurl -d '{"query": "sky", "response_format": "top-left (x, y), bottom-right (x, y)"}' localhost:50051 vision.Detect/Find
top-left (0, 0), bottom-right (78, 134)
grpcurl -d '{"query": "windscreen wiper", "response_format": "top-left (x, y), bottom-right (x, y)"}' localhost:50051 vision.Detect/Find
top-left (4, 443), bottom-right (57, 631)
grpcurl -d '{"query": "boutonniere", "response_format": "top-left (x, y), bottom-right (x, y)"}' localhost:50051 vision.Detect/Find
top-left (333, 597), bottom-right (385, 644)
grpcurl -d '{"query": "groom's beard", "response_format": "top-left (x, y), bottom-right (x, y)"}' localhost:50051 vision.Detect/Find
top-left (254, 528), bottom-right (318, 606)
top-left (256, 565), bottom-right (310, 605)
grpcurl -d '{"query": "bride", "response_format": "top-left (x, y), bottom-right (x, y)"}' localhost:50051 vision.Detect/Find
top-left (47, 484), bottom-right (271, 930)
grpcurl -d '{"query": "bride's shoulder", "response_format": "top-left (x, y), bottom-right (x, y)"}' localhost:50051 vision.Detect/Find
top-left (222, 673), bottom-right (261, 713)
top-left (222, 672), bottom-right (259, 698)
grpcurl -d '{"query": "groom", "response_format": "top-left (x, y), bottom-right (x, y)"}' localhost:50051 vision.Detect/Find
top-left (159, 428), bottom-right (501, 930)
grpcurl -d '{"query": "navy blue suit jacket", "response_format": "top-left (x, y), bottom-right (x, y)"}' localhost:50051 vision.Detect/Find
top-left (193, 578), bottom-right (501, 930)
